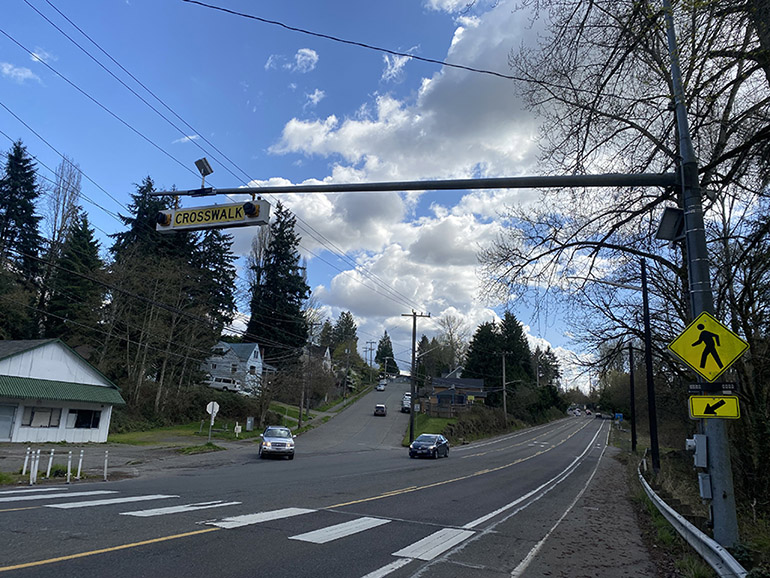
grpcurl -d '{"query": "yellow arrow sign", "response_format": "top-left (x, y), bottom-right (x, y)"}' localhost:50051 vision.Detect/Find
top-left (689, 395), bottom-right (740, 419)
top-left (668, 312), bottom-right (749, 382)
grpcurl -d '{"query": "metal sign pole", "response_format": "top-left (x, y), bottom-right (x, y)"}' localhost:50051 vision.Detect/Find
top-left (662, 0), bottom-right (738, 546)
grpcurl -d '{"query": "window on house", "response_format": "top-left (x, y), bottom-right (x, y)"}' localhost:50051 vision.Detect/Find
top-left (211, 363), bottom-right (217, 369)
top-left (249, 366), bottom-right (256, 374)
top-left (21, 407), bottom-right (61, 428)
top-left (231, 364), bottom-right (238, 373)
top-left (66, 409), bottom-right (101, 429)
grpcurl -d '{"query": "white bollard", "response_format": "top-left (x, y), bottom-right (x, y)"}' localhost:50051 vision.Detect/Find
top-left (46, 448), bottom-right (55, 478)
top-left (103, 450), bottom-right (109, 481)
top-left (22, 446), bottom-right (31, 476)
top-left (35, 449), bottom-right (41, 484)
top-left (66, 450), bottom-right (72, 484)
top-left (75, 449), bottom-right (84, 480)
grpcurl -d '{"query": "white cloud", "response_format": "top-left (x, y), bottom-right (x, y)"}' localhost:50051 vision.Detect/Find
top-left (305, 88), bottom-right (325, 108)
top-left (288, 48), bottom-right (319, 73)
top-left (232, 0), bottom-right (576, 362)
top-left (381, 53), bottom-right (413, 83)
top-left (172, 135), bottom-right (200, 144)
top-left (0, 62), bottom-right (41, 84)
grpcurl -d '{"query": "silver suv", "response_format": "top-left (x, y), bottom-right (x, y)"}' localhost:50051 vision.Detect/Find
top-left (259, 426), bottom-right (295, 460)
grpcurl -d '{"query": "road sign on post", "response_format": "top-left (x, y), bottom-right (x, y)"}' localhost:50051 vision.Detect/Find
top-left (206, 401), bottom-right (220, 443)
top-left (689, 396), bottom-right (741, 419)
top-left (668, 312), bottom-right (749, 382)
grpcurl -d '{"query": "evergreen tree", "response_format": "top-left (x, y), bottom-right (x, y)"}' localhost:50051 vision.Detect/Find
top-left (333, 311), bottom-right (358, 347)
top-left (45, 212), bottom-right (105, 348)
top-left (499, 311), bottom-right (534, 383)
top-left (189, 229), bottom-right (237, 330)
top-left (0, 140), bottom-right (43, 277)
top-left (462, 321), bottom-right (501, 386)
top-left (375, 330), bottom-right (398, 375)
top-left (319, 319), bottom-right (335, 350)
top-left (246, 202), bottom-right (310, 366)
top-left (110, 176), bottom-right (195, 261)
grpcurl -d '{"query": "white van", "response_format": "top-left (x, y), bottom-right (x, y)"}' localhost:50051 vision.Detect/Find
top-left (205, 376), bottom-right (242, 392)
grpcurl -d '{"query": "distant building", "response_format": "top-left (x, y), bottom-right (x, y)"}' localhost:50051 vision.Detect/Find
top-left (0, 339), bottom-right (125, 443)
top-left (426, 373), bottom-right (486, 418)
top-left (202, 341), bottom-right (265, 394)
top-left (301, 344), bottom-right (332, 373)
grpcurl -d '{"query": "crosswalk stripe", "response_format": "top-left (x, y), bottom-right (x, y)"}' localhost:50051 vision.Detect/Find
top-left (392, 528), bottom-right (474, 560)
top-left (45, 494), bottom-right (178, 509)
top-left (289, 517), bottom-right (390, 544)
top-left (0, 490), bottom-right (116, 503)
top-left (359, 558), bottom-right (413, 578)
top-left (0, 487), bottom-right (68, 495)
top-left (208, 507), bottom-right (315, 529)
top-left (121, 501), bottom-right (242, 517)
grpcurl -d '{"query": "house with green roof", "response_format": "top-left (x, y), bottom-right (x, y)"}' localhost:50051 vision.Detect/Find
top-left (0, 339), bottom-right (125, 443)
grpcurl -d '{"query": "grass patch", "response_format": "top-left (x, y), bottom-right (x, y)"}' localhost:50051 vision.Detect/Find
top-left (401, 413), bottom-right (455, 446)
top-left (177, 442), bottom-right (225, 455)
top-left (108, 422), bottom-right (201, 445)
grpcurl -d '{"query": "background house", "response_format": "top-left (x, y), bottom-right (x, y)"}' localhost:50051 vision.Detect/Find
top-left (0, 339), bottom-right (125, 443)
top-left (202, 341), bottom-right (265, 394)
top-left (426, 374), bottom-right (486, 418)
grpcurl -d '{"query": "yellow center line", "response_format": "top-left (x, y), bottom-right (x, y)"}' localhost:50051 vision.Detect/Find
top-left (0, 528), bottom-right (221, 573)
top-left (326, 420), bottom-right (594, 509)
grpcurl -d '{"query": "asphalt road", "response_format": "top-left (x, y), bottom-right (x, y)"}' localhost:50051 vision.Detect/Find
top-left (0, 381), bottom-right (612, 578)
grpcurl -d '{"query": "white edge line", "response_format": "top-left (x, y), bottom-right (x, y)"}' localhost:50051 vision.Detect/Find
top-left (510, 425), bottom-right (610, 577)
top-left (463, 423), bottom-right (604, 529)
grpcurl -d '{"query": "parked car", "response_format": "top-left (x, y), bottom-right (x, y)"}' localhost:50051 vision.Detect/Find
top-left (401, 398), bottom-right (411, 413)
top-left (258, 426), bottom-right (295, 459)
top-left (375, 383), bottom-right (386, 391)
top-left (374, 404), bottom-right (387, 416)
top-left (409, 434), bottom-right (449, 459)
top-left (205, 376), bottom-right (242, 392)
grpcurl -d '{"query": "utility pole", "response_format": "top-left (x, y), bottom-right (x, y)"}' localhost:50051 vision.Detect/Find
top-left (628, 343), bottom-right (637, 453)
top-left (663, 0), bottom-right (738, 546)
top-left (366, 340), bottom-right (376, 384)
top-left (402, 310), bottom-right (430, 443)
top-left (501, 352), bottom-right (509, 423)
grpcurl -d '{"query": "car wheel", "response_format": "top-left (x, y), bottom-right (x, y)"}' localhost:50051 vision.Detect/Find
top-left (288, 454), bottom-right (294, 460)
top-left (259, 448), bottom-right (265, 459)
top-left (432, 449), bottom-right (438, 459)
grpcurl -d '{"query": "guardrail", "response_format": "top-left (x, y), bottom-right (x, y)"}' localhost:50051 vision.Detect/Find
top-left (637, 461), bottom-right (747, 578)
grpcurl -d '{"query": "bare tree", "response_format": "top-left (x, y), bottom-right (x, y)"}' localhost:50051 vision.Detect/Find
top-left (480, 0), bottom-right (770, 509)
top-left (436, 314), bottom-right (470, 369)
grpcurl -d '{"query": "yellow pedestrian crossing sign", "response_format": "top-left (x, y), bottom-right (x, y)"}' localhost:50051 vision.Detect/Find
top-left (689, 395), bottom-right (740, 419)
top-left (668, 312), bottom-right (749, 382)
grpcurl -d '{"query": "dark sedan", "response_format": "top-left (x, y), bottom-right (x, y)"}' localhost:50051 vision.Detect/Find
top-left (409, 433), bottom-right (449, 459)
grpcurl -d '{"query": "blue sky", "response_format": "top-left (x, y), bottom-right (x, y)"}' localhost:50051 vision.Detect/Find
top-left (2, 0), bottom-right (588, 384)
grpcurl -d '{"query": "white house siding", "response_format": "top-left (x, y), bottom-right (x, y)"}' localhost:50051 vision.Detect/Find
top-left (0, 342), bottom-right (107, 387)
top-left (12, 402), bottom-right (112, 443)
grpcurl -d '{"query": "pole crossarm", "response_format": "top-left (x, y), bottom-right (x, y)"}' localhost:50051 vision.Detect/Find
top-left (152, 172), bottom-right (677, 197)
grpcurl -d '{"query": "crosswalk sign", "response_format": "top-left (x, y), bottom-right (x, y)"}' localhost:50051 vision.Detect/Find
top-left (668, 312), bottom-right (749, 382)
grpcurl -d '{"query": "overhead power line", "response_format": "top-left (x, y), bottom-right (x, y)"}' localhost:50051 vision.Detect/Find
top-left (181, 0), bottom-right (521, 81)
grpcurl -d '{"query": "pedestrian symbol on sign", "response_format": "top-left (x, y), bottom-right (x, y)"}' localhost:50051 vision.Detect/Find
top-left (691, 324), bottom-right (723, 369)
top-left (668, 312), bottom-right (748, 382)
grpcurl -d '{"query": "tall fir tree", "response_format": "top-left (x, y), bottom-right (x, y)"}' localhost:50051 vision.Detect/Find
top-left (45, 212), bottom-right (105, 349)
top-left (499, 311), bottom-right (534, 383)
top-left (375, 330), bottom-right (398, 375)
top-left (246, 202), bottom-right (309, 366)
top-left (0, 140), bottom-right (43, 278)
top-left (110, 176), bottom-right (195, 261)
top-left (463, 321), bottom-right (500, 386)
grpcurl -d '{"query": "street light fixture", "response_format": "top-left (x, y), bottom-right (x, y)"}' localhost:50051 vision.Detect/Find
top-left (194, 157), bottom-right (213, 189)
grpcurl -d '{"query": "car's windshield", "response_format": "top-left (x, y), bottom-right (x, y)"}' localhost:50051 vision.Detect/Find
top-left (416, 435), bottom-right (437, 443)
top-left (265, 429), bottom-right (291, 438)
